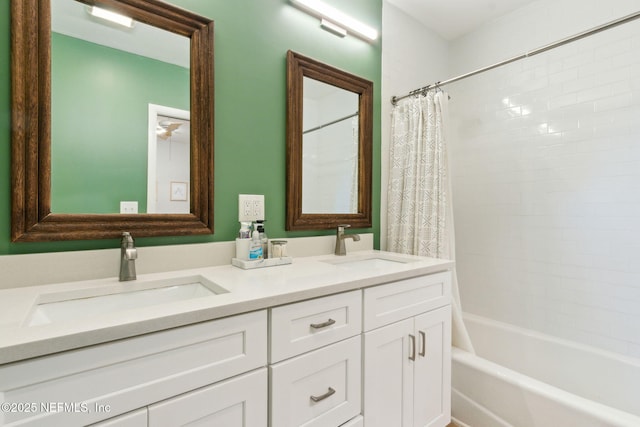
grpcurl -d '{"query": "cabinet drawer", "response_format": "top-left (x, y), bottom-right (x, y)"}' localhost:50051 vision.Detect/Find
top-left (0, 310), bottom-right (267, 427)
top-left (270, 290), bottom-right (362, 362)
top-left (363, 272), bottom-right (451, 331)
top-left (270, 336), bottom-right (361, 427)
top-left (340, 415), bottom-right (364, 426)
top-left (148, 368), bottom-right (267, 427)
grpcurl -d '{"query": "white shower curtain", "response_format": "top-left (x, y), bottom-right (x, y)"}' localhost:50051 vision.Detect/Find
top-left (387, 91), bottom-right (474, 353)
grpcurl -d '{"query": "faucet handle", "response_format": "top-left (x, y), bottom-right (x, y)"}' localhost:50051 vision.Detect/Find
top-left (337, 224), bottom-right (351, 231)
top-left (125, 248), bottom-right (138, 260)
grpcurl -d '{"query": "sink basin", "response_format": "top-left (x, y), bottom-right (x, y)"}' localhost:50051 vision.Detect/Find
top-left (322, 253), bottom-right (416, 269)
top-left (25, 275), bottom-right (228, 327)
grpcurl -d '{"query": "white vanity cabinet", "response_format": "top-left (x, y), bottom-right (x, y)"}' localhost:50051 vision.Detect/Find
top-left (0, 255), bottom-right (454, 427)
top-left (0, 310), bottom-right (267, 427)
top-left (269, 290), bottom-right (363, 427)
top-left (363, 272), bottom-right (452, 427)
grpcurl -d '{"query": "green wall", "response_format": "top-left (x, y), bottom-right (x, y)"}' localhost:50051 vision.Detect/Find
top-left (0, 0), bottom-right (382, 254)
top-left (51, 33), bottom-right (190, 214)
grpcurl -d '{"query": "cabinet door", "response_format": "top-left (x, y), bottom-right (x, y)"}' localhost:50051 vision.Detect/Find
top-left (148, 368), bottom-right (267, 427)
top-left (363, 318), bottom-right (414, 427)
top-left (413, 306), bottom-right (451, 427)
top-left (90, 409), bottom-right (147, 427)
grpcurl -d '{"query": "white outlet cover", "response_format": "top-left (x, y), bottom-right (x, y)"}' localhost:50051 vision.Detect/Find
top-left (238, 194), bottom-right (264, 221)
top-left (120, 201), bottom-right (138, 214)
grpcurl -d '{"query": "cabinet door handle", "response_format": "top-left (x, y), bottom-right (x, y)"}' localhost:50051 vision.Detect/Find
top-left (310, 387), bottom-right (336, 402)
top-left (419, 330), bottom-right (426, 357)
top-left (310, 318), bottom-right (336, 329)
top-left (409, 334), bottom-right (416, 361)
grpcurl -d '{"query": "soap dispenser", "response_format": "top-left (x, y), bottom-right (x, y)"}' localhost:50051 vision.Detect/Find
top-left (249, 227), bottom-right (263, 260)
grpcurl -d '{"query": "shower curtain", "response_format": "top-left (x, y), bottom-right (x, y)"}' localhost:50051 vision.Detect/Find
top-left (387, 91), bottom-right (474, 353)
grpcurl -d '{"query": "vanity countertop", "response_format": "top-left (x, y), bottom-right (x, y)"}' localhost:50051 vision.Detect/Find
top-left (0, 250), bottom-right (453, 365)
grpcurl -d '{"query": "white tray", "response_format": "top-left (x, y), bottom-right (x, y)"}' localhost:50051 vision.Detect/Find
top-left (231, 257), bottom-right (293, 270)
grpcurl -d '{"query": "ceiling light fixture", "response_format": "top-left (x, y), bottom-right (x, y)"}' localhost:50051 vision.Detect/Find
top-left (88, 6), bottom-right (134, 28)
top-left (291, 0), bottom-right (378, 41)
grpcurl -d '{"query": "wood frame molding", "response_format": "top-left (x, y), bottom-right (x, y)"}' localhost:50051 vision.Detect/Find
top-left (10, 0), bottom-right (214, 242)
top-left (285, 50), bottom-right (373, 231)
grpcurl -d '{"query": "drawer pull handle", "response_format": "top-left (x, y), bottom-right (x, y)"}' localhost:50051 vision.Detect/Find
top-left (310, 387), bottom-right (336, 402)
top-left (419, 330), bottom-right (426, 357)
top-left (409, 334), bottom-right (416, 361)
top-left (310, 318), bottom-right (336, 329)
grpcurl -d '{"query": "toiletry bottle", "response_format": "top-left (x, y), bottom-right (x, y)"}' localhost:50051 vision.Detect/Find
top-left (249, 228), bottom-right (263, 260)
top-left (256, 220), bottom-right (268, 259)
top-left (238, 221), bottom-right (251, 239)
top-left (235, 221), bottom-right (252, 260)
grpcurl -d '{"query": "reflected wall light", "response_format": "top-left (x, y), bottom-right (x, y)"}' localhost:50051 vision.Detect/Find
top-left (291, 0), bottom-right (378, 41)
top-left (88, 6), bottom-right (135, 28)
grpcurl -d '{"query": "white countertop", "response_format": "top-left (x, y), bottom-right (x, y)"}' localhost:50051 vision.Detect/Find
top-left (0, 250), bottom-right (453, 365)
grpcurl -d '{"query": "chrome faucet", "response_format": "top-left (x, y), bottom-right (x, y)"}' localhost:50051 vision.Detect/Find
top-left (119, 232), bottom-right (137, 281)
top-left (335, 224), bottom-right (360, 256)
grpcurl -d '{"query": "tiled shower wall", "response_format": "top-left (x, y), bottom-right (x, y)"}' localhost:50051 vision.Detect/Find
top-left (448, 8), bottom-right (640, 358)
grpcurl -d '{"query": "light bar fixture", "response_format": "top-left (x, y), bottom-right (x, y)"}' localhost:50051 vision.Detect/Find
top-left (291, 0), bottom-right (378, 41)
top-left (88, 6), bottom-right (134, 28)
top-left (320, 18), bottom-right (347, 37)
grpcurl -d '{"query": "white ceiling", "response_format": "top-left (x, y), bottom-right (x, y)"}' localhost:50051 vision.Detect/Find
top-left (386, 0), bottom-right (538, 40)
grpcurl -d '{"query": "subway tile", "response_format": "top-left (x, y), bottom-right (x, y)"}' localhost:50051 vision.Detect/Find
top-left (593, 38), bottom-right (633, 60)
top-left (549, 68), bottom-right (579, 84)
top-left (628, 342), bottom-right (640, 359)
top-left (562, 51), bottom-right (595, 70)
top-left (576, 84), bottom-right (614, 103)
top-left (594, 92), bottom-right (633, 111)
top-left (548, 92), bottom-right (579, 109)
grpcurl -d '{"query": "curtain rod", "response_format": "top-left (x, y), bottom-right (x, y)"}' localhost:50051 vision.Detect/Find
top-left (303, 112), bottom-right (358, 135)
top-left (391, 10), bottom-right (640, 105)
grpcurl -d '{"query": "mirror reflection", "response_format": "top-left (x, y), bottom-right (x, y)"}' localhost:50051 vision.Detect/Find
top-left (147, 105), bottom-right (191, 214)
top-left (50, 0), bottom-right (190, 214)
top-left (302, 77), bottom-right (359, 214)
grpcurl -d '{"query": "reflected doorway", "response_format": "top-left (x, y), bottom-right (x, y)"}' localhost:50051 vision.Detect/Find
top-left (147, 104), bottom-right (190, 213)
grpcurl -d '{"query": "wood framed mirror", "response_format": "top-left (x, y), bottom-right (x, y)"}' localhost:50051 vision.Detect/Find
top-left (10, 0), bottom-right (214, 242)
top-left (286, 51), bottom-right (372, 231)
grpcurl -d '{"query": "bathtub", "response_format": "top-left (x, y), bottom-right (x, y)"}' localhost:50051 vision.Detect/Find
top-left (451, 313), bottom-right (640, 427)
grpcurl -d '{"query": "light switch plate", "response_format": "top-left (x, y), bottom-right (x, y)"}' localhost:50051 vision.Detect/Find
top-left (238, 194), bottom-right (264, 221)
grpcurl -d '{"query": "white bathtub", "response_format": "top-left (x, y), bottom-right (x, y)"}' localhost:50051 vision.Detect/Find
top-left (452, 313), bottom-right (640, 427)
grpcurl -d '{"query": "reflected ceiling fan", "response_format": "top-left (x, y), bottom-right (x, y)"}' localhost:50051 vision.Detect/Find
top-left (156, 120), bottom-right (183, 140)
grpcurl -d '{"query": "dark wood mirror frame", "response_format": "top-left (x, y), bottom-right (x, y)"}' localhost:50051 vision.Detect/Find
top-left (10, 0), bottom-right (214, 242)
top-left (285, 50), bottom-right (372, 231)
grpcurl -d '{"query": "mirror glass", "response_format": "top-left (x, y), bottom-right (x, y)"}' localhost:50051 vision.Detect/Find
top-left (302, 77), bottom-right (359, 214)
top-left (50, 0), bottom-right (190, 214)
top-left (286, 51), bottom-right (372, 231)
